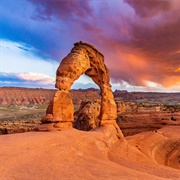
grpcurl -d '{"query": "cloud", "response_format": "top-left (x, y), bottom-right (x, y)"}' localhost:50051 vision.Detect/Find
top-left (0, 0), bottom-right (71, 60)
top-left (123, 0), bottom-right (180, 88)
top-left (124, 0), bottom-right (171, 18)
top-left (94, 0), bottom-right (180, 89)
top-left (0, 72), bottom-right (55, 88)
top-left (111, 80), bottom-right (180, 92)
top-left (1, 40), bottom-right (59, 77)
top-left (17, 72), bottom-right (55, 85)
top-left (28, 0), bottom-right (93, 21)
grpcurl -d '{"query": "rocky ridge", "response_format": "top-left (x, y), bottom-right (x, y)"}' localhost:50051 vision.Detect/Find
top-left (1, 87), bottom-right (180, 107)
top-left (0, 87), bottom-right (100, 107)
top-left (114, 90), bottom-right (180, 105)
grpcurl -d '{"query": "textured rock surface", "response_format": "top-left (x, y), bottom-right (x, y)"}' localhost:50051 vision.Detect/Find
top-left (126, 126), bottom-right (180, 170)
top-left (74, 100), bottom-right (101, 131)
top-left (40, 41), bottom-right (118, 132)
top-left (73, 99), bottom-right (180, 137)
top-left (116, 101), bottom-right (127, 115)
top-left (37, 90), bottom-right (74, 131)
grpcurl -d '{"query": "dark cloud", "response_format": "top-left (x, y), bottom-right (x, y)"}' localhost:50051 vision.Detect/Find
top-left (124, 1), bottom-right (180, 87)
top-left (131, 17), bottom-right (180, 54)
top-left (124, 0), bottom-right (171, 18)
top-left (17, 46), bottom-right (29, 52)
top-left (129, 14), bottom-right (180, 71)
top-left (28, 0), bottom-right (93, 21)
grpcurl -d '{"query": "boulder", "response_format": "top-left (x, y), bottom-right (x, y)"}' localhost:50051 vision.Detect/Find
top-left (74, 100), bottom-right (100, 131)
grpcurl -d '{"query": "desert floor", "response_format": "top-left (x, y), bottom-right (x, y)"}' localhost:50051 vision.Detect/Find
top-left (1, 125), bottom-right (180, 180)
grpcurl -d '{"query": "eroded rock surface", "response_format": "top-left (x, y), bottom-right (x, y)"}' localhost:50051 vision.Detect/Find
top-left (38, 42), bottom-right (119, 133)
top-left (126, 126), bottom-right (180, 170)
top-left (74, 100), bottom-right (101, 131)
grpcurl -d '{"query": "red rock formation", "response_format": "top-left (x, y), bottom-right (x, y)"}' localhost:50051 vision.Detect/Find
top-left (39, 42), bottom-right (121, 135)
top-left (74, 100), bottom-right (101, 131)
top-left (0, 87), bottom-right (56, 106)
top-left (116, 101), bottom-right (127, 115)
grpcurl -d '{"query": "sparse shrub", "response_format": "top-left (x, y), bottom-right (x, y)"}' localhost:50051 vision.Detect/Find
top-left (171, 116), bottom-right (176, 121)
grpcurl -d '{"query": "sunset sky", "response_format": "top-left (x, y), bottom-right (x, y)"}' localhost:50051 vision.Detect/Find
top-left (0, 0), bottom-right (180, 92)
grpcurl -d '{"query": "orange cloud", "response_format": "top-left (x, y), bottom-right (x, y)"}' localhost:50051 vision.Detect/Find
top-left (161, 76), bottom-right (180, 88)
top-left (103, 39), bottom-right (180, 90)
top-left (175, 67), bottom-right (180, 72)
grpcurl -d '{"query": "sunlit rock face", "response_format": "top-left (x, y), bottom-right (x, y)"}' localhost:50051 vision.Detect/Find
top-left (37, 41), bottom-right (121, 134)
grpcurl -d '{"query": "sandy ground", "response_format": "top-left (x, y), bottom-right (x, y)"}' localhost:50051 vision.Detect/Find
top-left (0, 125), bottom-right (180, 180)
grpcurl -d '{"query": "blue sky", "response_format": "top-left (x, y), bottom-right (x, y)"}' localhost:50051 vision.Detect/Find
top-left (0, 0), bottom-right (180, 92)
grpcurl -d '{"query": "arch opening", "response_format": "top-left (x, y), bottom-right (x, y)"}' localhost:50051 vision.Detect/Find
top-left (71, 74), bottom-right (98, 90)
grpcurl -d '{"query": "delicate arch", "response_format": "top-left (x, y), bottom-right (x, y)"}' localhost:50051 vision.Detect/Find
top-left (40, 41), bottom-right (118, 131)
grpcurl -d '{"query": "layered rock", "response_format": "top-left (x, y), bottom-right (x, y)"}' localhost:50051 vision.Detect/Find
top-left (0, 87), bottom-right (55, 106)
top-left (116, 101), bottom-right (127, 115)
top-left (126, 126), bottom-right (180, 170)
top-left (38, 41), bottom-right (121, 135)
top-left (116, 101), bottom-right (137, 115)
top-left (0, 87), bottom-right (101, 107)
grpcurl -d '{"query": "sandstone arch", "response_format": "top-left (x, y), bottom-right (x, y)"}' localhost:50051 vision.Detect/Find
top-left (40, 41), bottom-right (121, 135)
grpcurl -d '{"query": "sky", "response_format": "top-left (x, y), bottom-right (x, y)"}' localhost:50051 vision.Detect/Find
top-left (0, 0), bottom-right (180, 92)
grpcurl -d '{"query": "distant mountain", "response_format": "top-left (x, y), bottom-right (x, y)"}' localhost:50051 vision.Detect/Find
top-left (0, 87), bottom-right (179, 106)
top-left (114, 90), bottom-right (180, 105)
top-left (0, 87), bottom-right (100, 106)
